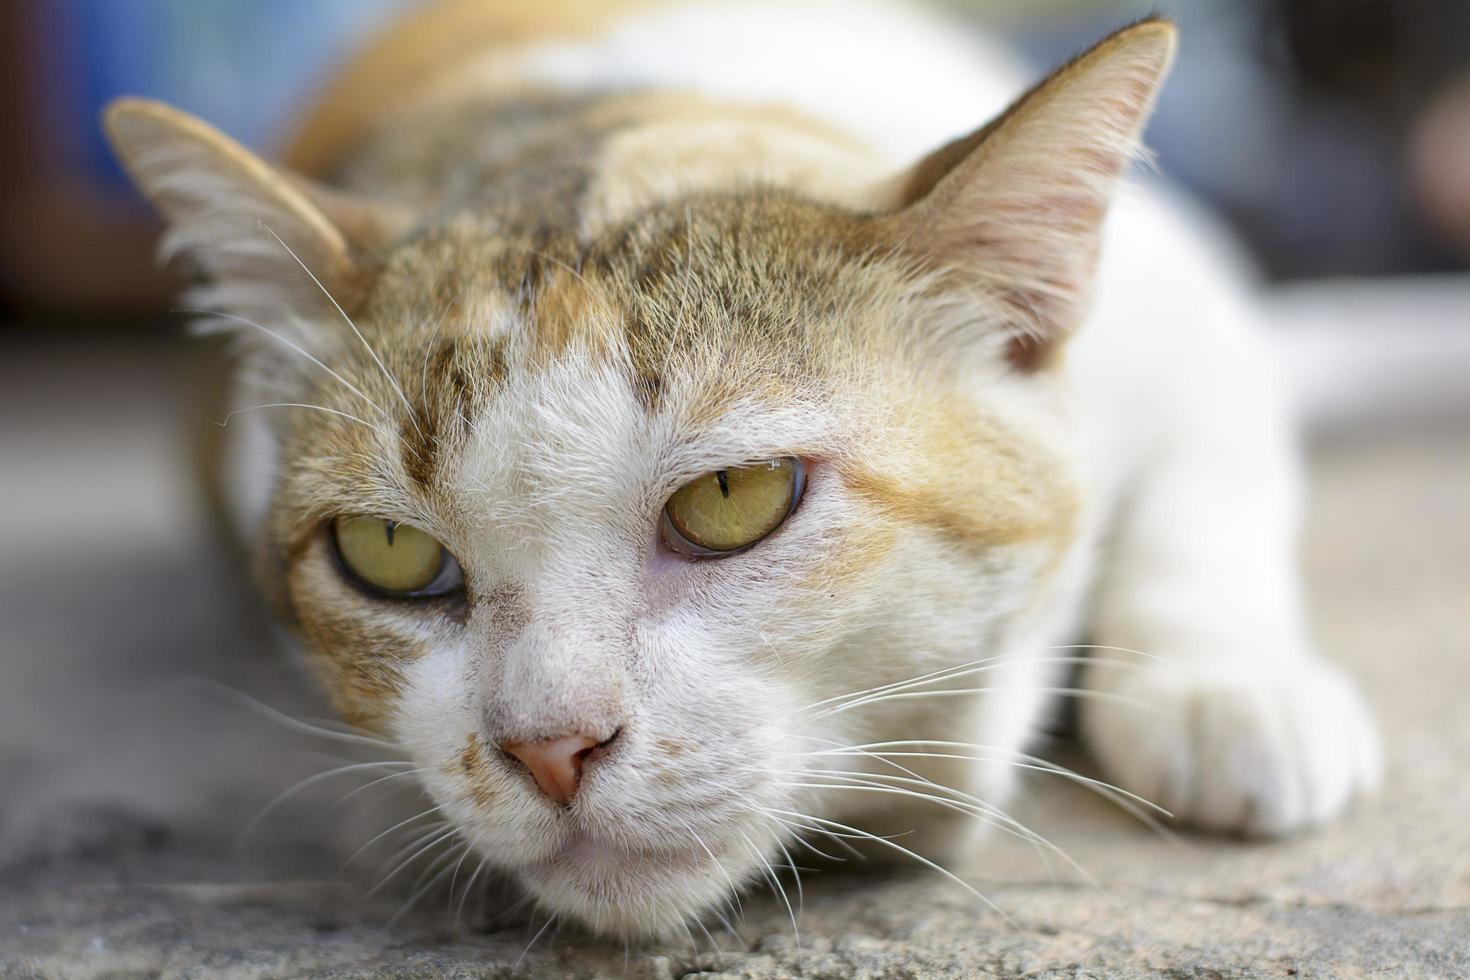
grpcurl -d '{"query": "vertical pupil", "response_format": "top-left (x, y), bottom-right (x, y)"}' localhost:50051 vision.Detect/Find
top-left (384, 520), bottom-right (397, 546)
top-left (716, 470), bottom-right (730, 498)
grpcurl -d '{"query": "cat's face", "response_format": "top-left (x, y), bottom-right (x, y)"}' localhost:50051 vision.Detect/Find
top-left (265, 195), bottom-right (1077, 933)
top-left (105, 20), bottom-right (1173, 937)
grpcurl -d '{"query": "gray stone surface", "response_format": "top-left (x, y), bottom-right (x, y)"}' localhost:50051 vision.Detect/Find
top-left (2, 338), bottom-right (1467, 978)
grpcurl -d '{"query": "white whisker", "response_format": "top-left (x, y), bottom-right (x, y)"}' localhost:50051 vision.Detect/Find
top-left (366, 824), bottom-right (459, 898)
top-left (773, 769), bottom-right (1100, 891)
top-left (771, 834), bottom-right (804, 919)
top-left (343, 804), bottom-right (447, 872)
top-left (389, 840), bottom-right (470, 925)
top-left (737, 828), bottom-right (798, 945)
top-left (333, 767), bottom-right (430, 809)
top-left (445, 831), bottom-right (487, 920)
top-left (515, 913), bottom-right (559, 970)
top-left (179, 679), bottom-right (402, 752)
top-left (782, 737), bottom-right (1097, 886)
top-left (511, 244), bottom-right (619, 319)
top-left (674, 815), bottom-right (744, 919)
top-left (812, 740), bottom-right (1174, 833)
top-left (262, 223), bottom-right (424, 440)
top-left (768, 808), bottom-right (1012, 925)
top-left (418, 287), bottom-right (461, 399)
top-left (691, 915), bottom-right (726, 962)
top-left (240, 760), bottom-right (410, 844)
top-left (805, 646), bottom-right (1179, 716)
top-left (1047, 643), bottom-right (1179, 665)
top-left (218, 401), bottom-right (380, 433)
top-left (453, 850), bottom-right (493, 927)
top-left (177, 306), bottom-right (389, 420)
top-left (820, 685), bottom-right (1173, 719)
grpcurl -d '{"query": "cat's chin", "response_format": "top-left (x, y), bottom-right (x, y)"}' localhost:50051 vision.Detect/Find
top-left (515, 832), bottom-right (747, 938)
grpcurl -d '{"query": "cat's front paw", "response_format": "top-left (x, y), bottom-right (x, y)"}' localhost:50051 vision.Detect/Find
top-left (1081, 659), bottom-right (1381, 837)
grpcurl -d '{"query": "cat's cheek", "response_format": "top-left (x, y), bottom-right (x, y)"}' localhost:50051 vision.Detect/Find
top-left (641, 515), bottom-right (764, 614)
top-left (282, 533), bottom-right (452, 730)
top-left (645, 537), bottom-right (690, 578)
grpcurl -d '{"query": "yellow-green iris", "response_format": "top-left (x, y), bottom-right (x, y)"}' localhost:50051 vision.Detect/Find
top-left (663, 458), bottom-right (805, 554)
top-left (333, 516), bottom-right (452, 594)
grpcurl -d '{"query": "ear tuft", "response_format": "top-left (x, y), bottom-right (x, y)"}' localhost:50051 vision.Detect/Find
top-left (882, 19), bottom-right (1178, 369)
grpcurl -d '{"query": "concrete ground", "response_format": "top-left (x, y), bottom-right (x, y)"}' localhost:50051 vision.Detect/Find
top-left (1, 336), bottom-right (1467, 978)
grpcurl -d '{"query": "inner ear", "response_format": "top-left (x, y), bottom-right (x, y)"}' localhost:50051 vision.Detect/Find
top-left (874, 19), bottom-right (1178, 371)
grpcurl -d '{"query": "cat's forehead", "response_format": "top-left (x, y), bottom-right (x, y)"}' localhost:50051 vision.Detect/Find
top-left (360, 190), bottom-right (902, 416)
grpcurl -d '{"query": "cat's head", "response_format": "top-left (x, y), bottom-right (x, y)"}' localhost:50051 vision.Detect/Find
top-left (105, 21), bottom-right (1173, 936)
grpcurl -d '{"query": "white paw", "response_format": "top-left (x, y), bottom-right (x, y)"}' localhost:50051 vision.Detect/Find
top-left (1081, 659), bottom-right (1381, 837)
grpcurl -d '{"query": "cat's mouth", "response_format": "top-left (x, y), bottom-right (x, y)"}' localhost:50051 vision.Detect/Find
top-left (532, 830), bottom-right (709, 882)
top-left (515, 829), bottom-right (744, 936)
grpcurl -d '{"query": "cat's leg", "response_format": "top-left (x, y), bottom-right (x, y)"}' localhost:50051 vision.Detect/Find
top-left (1079, 400), bottom-right (1380, 837)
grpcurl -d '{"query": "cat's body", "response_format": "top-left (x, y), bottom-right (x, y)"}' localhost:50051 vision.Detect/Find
top-left (106, 0), bottom-right (1378, 939)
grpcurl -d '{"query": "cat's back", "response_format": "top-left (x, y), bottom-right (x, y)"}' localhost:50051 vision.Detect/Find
top-left (285, 0), bottom-right (1029, 182)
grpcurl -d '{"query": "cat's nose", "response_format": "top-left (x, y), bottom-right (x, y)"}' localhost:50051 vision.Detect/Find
top-left (500, 730), bottom-right (618, 805)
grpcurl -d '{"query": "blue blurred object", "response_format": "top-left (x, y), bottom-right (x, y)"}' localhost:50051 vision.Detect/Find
top-left (50, 0), bottom-right (416, 187)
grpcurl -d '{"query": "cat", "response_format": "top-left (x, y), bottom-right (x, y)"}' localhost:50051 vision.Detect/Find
top-left (104, 0), bottom-right (1380, 939)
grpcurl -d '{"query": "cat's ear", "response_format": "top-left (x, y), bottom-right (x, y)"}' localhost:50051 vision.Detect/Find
top-left (103, 98), bottom-right (411, 317)
top-left (879, 19), bottom-right (1176, 370)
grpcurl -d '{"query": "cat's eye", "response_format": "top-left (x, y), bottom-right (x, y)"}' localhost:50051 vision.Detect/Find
top-left (661, 458), bottom-right (806, 556)
top-left (331, 516), bottom-right (464, 597)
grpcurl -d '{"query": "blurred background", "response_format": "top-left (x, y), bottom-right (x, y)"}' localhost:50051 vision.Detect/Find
top-left (1, 2), bottom-right (1468, 973)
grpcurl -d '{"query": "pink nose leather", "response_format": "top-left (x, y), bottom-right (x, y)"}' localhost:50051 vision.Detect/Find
top-left (501, 734), bottom-right (603, 805)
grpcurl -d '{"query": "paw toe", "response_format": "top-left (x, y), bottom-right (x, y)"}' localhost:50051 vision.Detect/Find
top-left (1085, 660), bottom-right (1380, 838)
